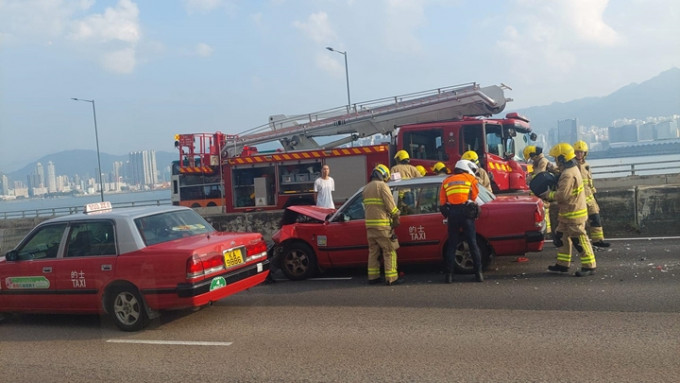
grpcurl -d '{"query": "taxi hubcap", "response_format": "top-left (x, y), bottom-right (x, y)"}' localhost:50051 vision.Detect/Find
top-left (114, 292), bottom-right (140, 324)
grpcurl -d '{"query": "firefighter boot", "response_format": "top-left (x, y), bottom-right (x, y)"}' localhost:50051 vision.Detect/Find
top-left (548, 264), bottom-right (570, 273)
top-left (592, 240), bottom-right (610, 248)
top-left (575, 267), bottom-right (596, 277)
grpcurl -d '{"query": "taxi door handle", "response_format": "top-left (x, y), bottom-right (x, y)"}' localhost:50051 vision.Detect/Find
top-left (43, 267), bottom-right (52, 273)
top-left (101, 264), bottom-right (112, 271)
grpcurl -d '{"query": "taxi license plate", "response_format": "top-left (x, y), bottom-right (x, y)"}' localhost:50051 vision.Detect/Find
top-left (224, 248), bottom-right (244, 267)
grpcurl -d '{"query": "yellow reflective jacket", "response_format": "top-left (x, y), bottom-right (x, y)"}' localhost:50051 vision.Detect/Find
top-left (547, 164), bottom-right (588, 224)
top-left (390, 164), bottom-right (423, 180)
top-left (362, 180), bottom-right (399, 233)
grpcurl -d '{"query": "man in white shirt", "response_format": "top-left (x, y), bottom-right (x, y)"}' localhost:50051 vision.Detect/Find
top-left (314, 164), bottom-right (335, 208)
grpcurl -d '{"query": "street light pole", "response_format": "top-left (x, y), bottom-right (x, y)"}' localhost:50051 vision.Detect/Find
top-left (325, 47), bottom-right (351, 112)
top-left (71, 98), bottom-right (105, 202)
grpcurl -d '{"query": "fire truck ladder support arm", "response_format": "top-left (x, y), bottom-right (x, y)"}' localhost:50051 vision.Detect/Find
top-left (221, 83), bottom-right (509, 157)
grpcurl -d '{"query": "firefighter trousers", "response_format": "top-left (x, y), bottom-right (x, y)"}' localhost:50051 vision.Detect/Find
top-left (554, 222), bottom-right (596, 269)
top-left (366, 229), bottom-right (399, 283)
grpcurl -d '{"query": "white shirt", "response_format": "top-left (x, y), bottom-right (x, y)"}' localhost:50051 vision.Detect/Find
top-left (314, 177), bottom-right (335, 208)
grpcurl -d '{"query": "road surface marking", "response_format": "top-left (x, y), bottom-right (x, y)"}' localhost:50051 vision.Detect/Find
top-left (106, 339), bottom-right (233, 346)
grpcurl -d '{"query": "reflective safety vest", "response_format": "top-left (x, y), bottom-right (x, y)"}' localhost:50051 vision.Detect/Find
top-left (440, 172), bottom-right (479, 205)
top-left (363, 180), bottom-right (399, 232)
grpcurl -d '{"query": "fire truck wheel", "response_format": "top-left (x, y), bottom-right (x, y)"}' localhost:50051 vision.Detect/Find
top-left (448, 237), bottom-right (493, 274)
top-left (280, 242), bottom-right (318, 281)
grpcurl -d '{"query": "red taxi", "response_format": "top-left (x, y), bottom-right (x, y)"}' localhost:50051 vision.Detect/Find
top-left (271, 176), bottom-right (545, 280)
top-left (0, 202), bottom-right (269, 331)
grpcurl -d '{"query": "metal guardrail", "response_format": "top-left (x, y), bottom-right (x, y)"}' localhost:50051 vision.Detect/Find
top-left (0, 199), bottom-right (171, 220)
top-left (591, 159), bottom-right (680, 179)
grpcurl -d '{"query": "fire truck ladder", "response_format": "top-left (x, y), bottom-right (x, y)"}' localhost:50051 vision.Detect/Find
top-left (222, 82), bottom-right (510, 157)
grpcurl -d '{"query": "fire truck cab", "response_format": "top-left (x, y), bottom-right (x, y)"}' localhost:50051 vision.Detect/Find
top-left (398, 112), bottom-right (534, 192)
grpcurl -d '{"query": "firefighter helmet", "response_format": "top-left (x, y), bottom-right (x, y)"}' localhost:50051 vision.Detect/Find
top-left (461, 150), bottom-right (479, 164)
top-left (549, 143), bottom-right (575, 164)
top-left (394, 150), bottom-right (410, 162)
top-left (372, 164), bottom-right (391, 181)
top-left (454, 159), bottom-right (478, 175)
top-left (523, 145), bottom-right (537, 160)
top-left (432, 162), bottom-right (449, 174)
top-left (415, 165), bottom-right (427, 176)
top-left (573, 140), bottom-right (589, 153)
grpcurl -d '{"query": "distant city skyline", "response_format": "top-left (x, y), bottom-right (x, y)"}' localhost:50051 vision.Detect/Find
top-left (0, 150), bottom-right (165, 200)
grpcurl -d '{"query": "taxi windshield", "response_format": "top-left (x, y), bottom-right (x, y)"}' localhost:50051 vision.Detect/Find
top-left (135, 210), bottom-right (213, 246)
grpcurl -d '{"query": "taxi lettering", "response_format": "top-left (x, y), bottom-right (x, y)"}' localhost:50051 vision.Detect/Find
top-left (409, 225), bottom-right (427, 241)
top-left (71, 270), bottom-right (87, 288)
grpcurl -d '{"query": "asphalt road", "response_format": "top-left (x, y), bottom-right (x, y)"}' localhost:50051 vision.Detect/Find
top-left (1, 237), bottom-right (679, 382)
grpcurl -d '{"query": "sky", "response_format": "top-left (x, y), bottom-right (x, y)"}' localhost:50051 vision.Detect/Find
top-left (1, 0), bottom-right (679, 172)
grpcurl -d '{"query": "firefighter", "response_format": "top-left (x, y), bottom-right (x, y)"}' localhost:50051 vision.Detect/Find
top-left (363, 164), bottom-right (402, 286)
top-left (573, 140), bottom-right (610, 248)
top-left (415, 165), bottom-right (427, 176)
top-left (439, 160), bottom-right (483, 283)
top-left (431, 162), bottom-right (450, 175)
top-left (524, 145), bottom-right (559, 236)
top-left (461, 150), bottom-right (493, 192)
top-left (391, 150), bottom-right (423, 180)
top-left (541, 143), bottom-right (597, 277)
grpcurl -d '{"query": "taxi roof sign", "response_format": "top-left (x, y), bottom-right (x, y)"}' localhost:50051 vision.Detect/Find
top-left (84, 201), bottom-right (113, 214)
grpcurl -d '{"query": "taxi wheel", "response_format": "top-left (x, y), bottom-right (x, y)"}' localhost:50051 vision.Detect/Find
top-left (451, 238), bottom-right (492, 274)
top-left (108, 286), bottom-right (149, 332)
top-left (280, 242), bottom-right (318, 281)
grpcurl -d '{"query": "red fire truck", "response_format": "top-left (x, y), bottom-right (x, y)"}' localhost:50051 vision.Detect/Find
top-left (171, 82), bottom-right (537, 211)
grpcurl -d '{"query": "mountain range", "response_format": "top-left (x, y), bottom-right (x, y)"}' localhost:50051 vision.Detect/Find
top-left (4, 67), bottom-right (679, 183)
top-left (515, 67), bottom-right (680, 135)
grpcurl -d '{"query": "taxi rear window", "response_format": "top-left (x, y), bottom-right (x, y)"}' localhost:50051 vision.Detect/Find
top-left (135, 210), bottom-right (213, 246)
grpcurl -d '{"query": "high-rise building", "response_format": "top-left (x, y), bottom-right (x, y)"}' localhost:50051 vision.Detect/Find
top-left (128, 150), bottom-right (158, 188)
top-left (47, 161), bottom-right (57, 193)
top-left (35, 162), bottom-right (45, 188)
top-left (1, 174), bottom-right (8, 196)
top-left (557, 119), bottom-right (579, 145)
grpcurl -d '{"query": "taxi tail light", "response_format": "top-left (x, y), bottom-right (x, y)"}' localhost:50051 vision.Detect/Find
top-left (186, 254), bottom-right (224, 279)
top-left (534, 208), bottom-right (544, 227)
top-left (246, 241), bottom-right (267, 257)
top-left (186, 256), bottom-right (204, 279)
top-left (202, 254), bottom-right (225, 274)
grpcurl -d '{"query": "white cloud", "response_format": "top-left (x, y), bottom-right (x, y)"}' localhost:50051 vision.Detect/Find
top-left (495, 1), bottom-right (620, 91)
top-left (67, 0), bottom-right (141, 73)
top-left (293, 12), bottom-right (337, 44)
top-left (68, 0), bottom-right (140, 44)
top-left (561, 0), bottom-right (620, 46)
top-left (195, 42), bottom-right (214, 57)
top-left (316, 53), bottom-right (345, 78)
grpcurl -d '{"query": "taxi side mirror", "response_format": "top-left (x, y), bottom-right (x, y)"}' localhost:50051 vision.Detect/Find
top-left (5, 250), bottom-right (18, 261)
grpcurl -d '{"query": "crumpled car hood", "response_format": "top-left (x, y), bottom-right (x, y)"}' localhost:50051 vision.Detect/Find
top-left (286, 205), bottom-right (336, 221)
